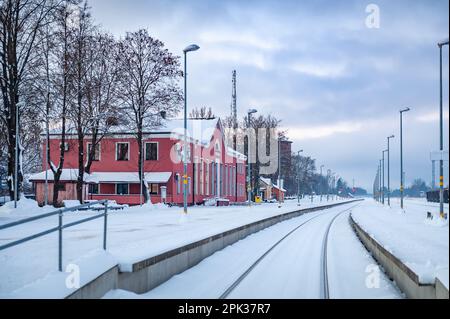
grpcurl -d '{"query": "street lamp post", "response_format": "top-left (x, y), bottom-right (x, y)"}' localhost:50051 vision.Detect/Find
top-left (387, 135), bottom-right (395, 206)
top-left (297, 150), bottom-right (303, 206)
top-left (438, 39), bottom-right (449, 219)
top-left (400, 107), bottom-right (410, 210)
top-left (382, 150), bottom-right (387, 205)
top-left (278, 135), bottom-right (282, 208)
top-left (247, 109), bottom-right (257, 206)
top-left (183, 44), bottom-right (200, 214)
top-left (327, 169), bottom-right (331, 201)
top-left (379, 159), bottom-right (382, 203)
top-left (320, 165), bottom-right (324, 202)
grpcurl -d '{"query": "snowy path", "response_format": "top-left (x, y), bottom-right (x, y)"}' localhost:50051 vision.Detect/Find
top-left (352, 199), bottom-right (449, 287)
top-left (105, 201), bottom-right (401, 299)
top-left (0, 197), bottom-right (351, 297)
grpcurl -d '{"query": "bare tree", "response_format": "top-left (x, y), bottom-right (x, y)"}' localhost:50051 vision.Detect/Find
top-left (0, 0), bottom-right (62, 201)
top-left (46, 2), bottom-right (78, 206)
top-left (116, 29), bottom-right (183, 203)
top-left (83, 32), bottom-right (120, 175)
top-left (189, 106), bottom-right (215, 120)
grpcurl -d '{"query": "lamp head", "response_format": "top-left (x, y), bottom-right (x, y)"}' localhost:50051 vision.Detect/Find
top-left (183, 44), bottom-right (200, 53)
top-left (400, 107), bottom-right (411, 113)
top-left (438, 38), bottom-right (449, 47)
top-left (247, 109), bottom-right (258, 115)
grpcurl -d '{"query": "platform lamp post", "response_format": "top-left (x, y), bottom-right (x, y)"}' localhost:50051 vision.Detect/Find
top-left (278, 134), bottom-right (283, 208)
top-left (379, 159), bottom-right (382, 203)
top-left (387, 135), bottom-right (395, 206)
top-left (297, 150), bottom-right (303, 206)
top-left (382, 150), bottom-right (388, 205)
top-left (247, 109), bottom-right (258, 207)
top-left (182, 44), bottom-right (200, 214)
top-left (327, 169), bottom-right (331, 201)
top-left (320, 165), bottom-right (324, 202)
top-left (400, 107), bottom-right (410, 210)
top-left (438, 38), bottom-right (449, 219)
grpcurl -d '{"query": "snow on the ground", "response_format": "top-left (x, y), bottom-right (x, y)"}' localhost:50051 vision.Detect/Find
top-left (327, 211), bottom-right (402, 299)
top-left (104, 202), bottom-right (401, 299)
top-left (352, 198), bottom-right (449, 287)
top-left (0, 196), bottom-right (351, 298)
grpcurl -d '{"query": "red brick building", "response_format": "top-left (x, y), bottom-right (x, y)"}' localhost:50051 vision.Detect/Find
top-left (30, 118), bottom-right (247, 206)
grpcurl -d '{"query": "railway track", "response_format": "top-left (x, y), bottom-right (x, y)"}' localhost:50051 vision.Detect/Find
top-left (219, 202), bottom-right (362, 299)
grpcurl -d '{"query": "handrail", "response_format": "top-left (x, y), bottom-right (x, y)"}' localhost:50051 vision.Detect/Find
top-left (0, 200), bottom-right (109, 272)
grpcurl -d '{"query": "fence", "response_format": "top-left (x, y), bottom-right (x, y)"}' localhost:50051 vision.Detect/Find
top-left (0, 200), bottom-right (109, 272)
top-left (426, 189), bottom-right (449, 204)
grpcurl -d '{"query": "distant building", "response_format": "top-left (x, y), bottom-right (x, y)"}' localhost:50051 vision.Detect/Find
top-left (30, 118), bottom-right (247, 206)
top-left (259, 177), bottom-right (286, 202)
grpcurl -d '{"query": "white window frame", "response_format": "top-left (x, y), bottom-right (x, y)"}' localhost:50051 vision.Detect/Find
top-left (145, 141), bottom-right (159, 161)
top-left (115, 183), bottom-right (129, 195)
top-left (205, 160), bottom-right (210, 196)
top-left (115, 142), bottom-right (130, 161)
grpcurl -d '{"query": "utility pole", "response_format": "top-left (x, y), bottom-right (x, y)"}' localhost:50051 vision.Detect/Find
top-left (327, 169), bottom-right (331, 201)
top-left (320, 165), bottom-right (324, 202)
top-left (231, 70), bottom-right (237, 132)
top-left (297, 150), bottom-right (303, 206)
top-left (387, 135), bottom-right (395, 206)
top-left (438, 39), bottom-right (449, 219)
top-left (400, 108), bottom-right (410, 210)
top-left (247, 109), bottom-right (257, 206)
top-left (379, 160), bottom-right (382, 203)
top-left (382, 150), bottom-right (387, 205)
top-left (183, 44), bottom-right (200, 215)
top-left (278, 136), bottom-right (282, 208)
top-left (232, 70), bottom-right (238, 201)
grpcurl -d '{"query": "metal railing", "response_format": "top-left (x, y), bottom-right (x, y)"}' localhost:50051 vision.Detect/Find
top-left (0, 200), bottom-right (109, 272)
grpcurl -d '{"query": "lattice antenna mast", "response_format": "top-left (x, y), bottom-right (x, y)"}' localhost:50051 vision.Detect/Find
top-left (231, 70), bottom-right (237, 129)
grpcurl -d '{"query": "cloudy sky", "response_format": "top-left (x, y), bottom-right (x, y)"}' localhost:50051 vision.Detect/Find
top-left (89, 0), bottom-right (449, 192)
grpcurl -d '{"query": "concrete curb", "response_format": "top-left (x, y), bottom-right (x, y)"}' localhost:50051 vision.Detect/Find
top-left (349, 214), bottom-right (449, 299)
top-left (67, 199), bottom-right (361, 299)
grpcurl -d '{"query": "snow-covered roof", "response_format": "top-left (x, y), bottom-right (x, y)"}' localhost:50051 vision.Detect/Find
top-left (89, 172), bottom-right (172, 184)
top-left (260, 177), bottom-right (272, 186)
top-left (29, 170), bottom-right (172, 184)
top-left (29, 169), bottom-right (90, 182)
top-left (273, 183), bottom-right (287, 192)
top-left (226, 147), bottom-right (247, 161)
top-left (49, 118), bottom-right (220, 145)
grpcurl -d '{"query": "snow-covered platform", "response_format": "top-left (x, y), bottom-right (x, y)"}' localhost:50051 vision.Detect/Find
top-left (351, 198), bottom-right (449, 298)
top-left (0, 197), bottom-right (353, 298)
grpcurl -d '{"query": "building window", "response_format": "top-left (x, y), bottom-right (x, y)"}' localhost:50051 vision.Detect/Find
top-left (87, 143), bottom-right (101, 161)
top-left (175, 174), bottom-right (181, 195)
top-left (145, 142), bottom-right (158, 161)
top-left (200, 159), bottom-right (204, 195)
top-left (211, 162), bottom-right (215, 196)
top-left (89, 184), bottom-right (99, 194)
top-left (116, 143), bottom-right (129, 161)
top-left (116, 183), bottom-right (129, 195)
top-left (149, 183), bottom-right (158, 195)
top-left (60, 142), bottom-right (70, 152)
top-left (205, 161), bottom-right (210, 196)
top-left (188, 177), bottom-right (191, 195)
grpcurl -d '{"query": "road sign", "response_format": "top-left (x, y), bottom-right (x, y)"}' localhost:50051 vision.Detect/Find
top-left (430, 150), bottom-right (449, 161)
